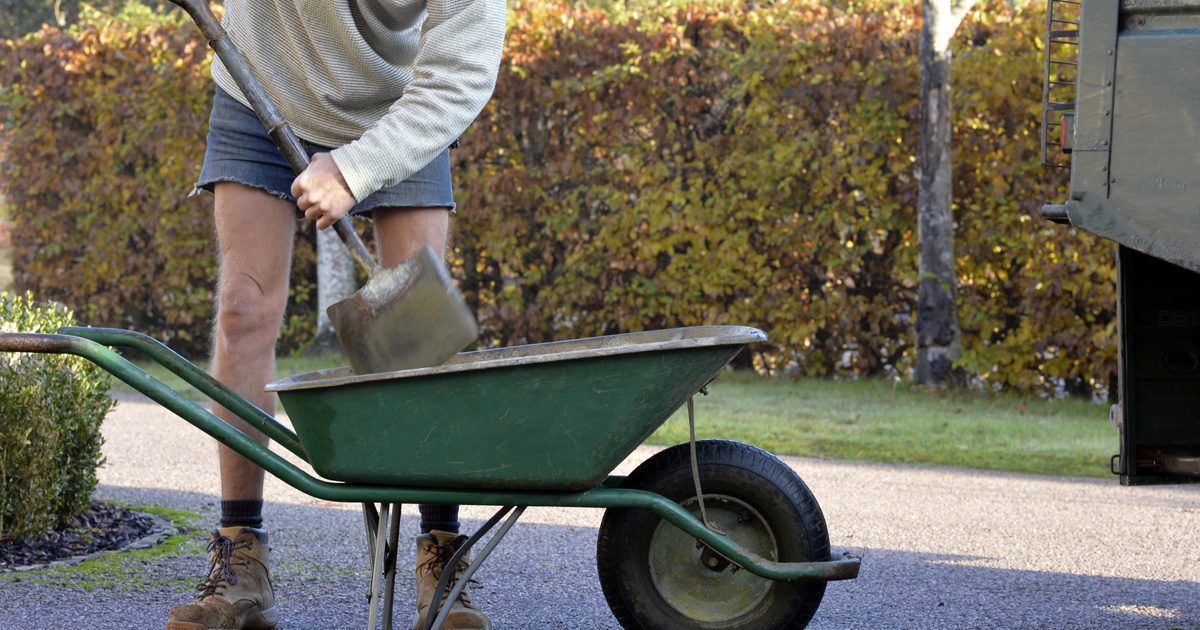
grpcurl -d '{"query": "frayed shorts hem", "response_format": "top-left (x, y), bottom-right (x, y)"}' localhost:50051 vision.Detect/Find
top-left (195, 86), bottom-right (456, 217)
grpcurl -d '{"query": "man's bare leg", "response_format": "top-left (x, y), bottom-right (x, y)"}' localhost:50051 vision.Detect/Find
top-left (373, 206), bottom-right (449, 266)
top-left (374, 207), bottom-right (488, 630)
top-left (374, 207), bottom-right (456, 535)
top-left (210, 183), bottom-right (297, 501)
top-left (167, 182), bottom-right (294, 630)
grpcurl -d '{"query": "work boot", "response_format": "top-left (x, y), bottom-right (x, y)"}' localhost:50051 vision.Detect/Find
top-left (412, 530), bottom-right (491, 630)
top-left (166, 526), bottom-right (278, 630)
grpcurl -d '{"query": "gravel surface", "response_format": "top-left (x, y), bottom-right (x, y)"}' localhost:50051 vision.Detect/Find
top-left (0, 395), bottom-right (1196, 629)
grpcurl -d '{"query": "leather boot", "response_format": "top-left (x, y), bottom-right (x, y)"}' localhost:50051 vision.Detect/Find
top-left (166, 526), bottom-right (278, 630)
top-left (411, 530), bottom-right (491, 630)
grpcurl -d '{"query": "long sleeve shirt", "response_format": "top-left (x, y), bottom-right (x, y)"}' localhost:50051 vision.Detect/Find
top-left (212, 0), bottom-right (507, 201)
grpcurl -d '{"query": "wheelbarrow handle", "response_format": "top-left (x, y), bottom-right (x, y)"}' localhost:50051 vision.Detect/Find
top-left (0, 332), bottom-right (77, 353)
top-left (166, 0), bottom-right (378, 274)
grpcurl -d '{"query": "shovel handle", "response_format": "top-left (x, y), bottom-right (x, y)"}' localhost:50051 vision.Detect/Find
top-left (168, 0), bottom-right (379, 274)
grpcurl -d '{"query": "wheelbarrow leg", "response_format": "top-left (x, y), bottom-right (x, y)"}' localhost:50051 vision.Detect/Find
top-left (423, 505), bottom-right (526, 630)
top-left (363, 503), bottom-right (379, 567)
top-left (364, 502), bottom-right (402, 630)
top-left (382, 505), bottom-right (401, 629)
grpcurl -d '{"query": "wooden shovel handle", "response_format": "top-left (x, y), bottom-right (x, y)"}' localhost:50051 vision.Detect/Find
top-left (167, 0), bottom-right (379, 273)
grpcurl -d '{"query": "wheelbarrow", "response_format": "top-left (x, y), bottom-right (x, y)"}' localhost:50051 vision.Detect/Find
top-left (0, 325), bottom-right (859, 629)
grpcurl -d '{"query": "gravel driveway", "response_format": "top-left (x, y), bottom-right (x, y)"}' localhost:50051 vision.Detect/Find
top-left (1, 396), bottom-right (1196, 629)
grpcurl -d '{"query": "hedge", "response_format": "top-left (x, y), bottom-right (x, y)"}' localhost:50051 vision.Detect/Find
top-left (452, 0), bottom-right (1113, 394)
top-left (0, 4), bottom-right (317, 356)
top-left (0, 0), bottom-right (1116, 395)
top-left (0, 0), bottom-right (125, 40)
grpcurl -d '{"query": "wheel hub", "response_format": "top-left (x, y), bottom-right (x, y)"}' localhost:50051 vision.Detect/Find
top-left (647, 494), bottom-right (778, 624)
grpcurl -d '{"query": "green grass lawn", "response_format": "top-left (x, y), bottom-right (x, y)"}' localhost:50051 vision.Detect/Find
top-left (111, 353), bottom-right (345, 401)
top-left (650, 371), bottom-right (1114, 478)
top-left (115, 356), bottom-right (1114, 479)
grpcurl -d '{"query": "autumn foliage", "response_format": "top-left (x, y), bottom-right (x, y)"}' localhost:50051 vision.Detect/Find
top-left (452, 0), bottom-right (1114, 394)
top-left (0, 1), bottom-right (1116, 395)
top-left (0, 6), bottom-right (317, 354)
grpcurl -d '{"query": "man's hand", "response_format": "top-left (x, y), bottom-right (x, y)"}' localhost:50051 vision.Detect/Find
top-left (292, 152), bottom-right (357, 230)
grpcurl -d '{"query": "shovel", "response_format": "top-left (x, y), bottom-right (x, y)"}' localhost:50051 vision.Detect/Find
top-left (169, 0), bottom-right (479, 374)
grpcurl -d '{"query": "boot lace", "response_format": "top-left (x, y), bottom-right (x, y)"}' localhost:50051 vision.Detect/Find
top-left (195, 534), bottom-right (252, 599)
top-left (418, 537), bottom-right (478, 607)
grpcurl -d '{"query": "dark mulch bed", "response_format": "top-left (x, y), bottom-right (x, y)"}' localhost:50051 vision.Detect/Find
top-left (0, 501), bottom-right (163, 571)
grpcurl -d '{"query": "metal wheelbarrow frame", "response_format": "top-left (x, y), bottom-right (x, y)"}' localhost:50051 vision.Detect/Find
top-left (0, 326), bottom-right (859, 629)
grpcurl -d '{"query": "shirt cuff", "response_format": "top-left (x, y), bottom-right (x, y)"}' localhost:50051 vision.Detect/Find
top-left (328, 145), bottom-right (377, 203)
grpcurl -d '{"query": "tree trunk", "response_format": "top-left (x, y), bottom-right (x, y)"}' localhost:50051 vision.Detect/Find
top-left (916, 0), bottom-right (975, 386)
top-left (315, 226), bottom-right (356, 351)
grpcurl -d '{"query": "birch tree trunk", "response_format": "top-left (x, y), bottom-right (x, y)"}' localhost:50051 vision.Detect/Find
top-left (315, 226), bottom-right (356, 350)
top-left (916, 0), bottom-right (976, 386)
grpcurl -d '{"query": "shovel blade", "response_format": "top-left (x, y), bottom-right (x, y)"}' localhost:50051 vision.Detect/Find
top-left (328, 245), bottom-right (479, 374)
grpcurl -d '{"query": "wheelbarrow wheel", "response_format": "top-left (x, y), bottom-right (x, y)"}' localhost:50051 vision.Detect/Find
top-left (596, 439), bottom-right (830, 630)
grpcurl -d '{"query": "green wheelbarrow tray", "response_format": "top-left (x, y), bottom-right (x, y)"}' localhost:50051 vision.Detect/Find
top-left (266, 325), bottom-right (763, 491)
top-left (0, 325), bottom-right (859, 585)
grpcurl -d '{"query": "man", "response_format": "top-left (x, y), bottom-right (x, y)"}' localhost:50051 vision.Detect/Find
top-left (164, 1), bottom-right (506, 629)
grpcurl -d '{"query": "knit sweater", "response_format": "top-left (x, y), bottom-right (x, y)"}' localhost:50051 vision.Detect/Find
top-left (211, 0), bottom-right (507, 202)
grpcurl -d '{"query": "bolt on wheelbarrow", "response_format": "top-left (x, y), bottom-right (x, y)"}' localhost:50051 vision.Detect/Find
top-left (0, 325), bottom-right (860, 628)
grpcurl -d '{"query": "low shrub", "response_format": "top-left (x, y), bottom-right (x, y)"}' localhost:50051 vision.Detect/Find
top-left (0, 291), bottom-right (114, 539)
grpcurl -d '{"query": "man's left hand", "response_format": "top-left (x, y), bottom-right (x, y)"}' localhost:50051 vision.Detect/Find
top-left (292, 152), bottom-right (357, 230)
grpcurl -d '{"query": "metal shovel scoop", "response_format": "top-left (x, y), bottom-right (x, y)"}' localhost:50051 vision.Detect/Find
top-left (327, 245), bottom-right (478, 374)
top-left (171, 0), bottom-right (479, 374)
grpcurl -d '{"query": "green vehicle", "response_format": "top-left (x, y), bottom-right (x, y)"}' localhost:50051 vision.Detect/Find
top-left (1041, 0), bottom-right (1200, 486)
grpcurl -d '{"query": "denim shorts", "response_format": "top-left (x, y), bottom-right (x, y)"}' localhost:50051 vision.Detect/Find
top-left (196, 87), bottom-right (455, 215)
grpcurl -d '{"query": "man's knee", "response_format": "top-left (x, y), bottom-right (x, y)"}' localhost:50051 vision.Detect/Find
top-left (215, 273), bottom-right (286, 343)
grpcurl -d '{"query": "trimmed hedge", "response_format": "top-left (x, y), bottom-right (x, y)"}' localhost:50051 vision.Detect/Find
top-left (0, 1), bottom-right (1116, 395)
top-left (0, 291), bottom-right (113, 539)
top-left (0, 5), bottom-right (317, 356)
top-left (0, 0), bottom-right (125, 40)
top-left (452, 0), bottom-right (1113, 394)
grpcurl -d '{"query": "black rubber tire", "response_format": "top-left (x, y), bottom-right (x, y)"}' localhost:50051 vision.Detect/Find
top-left (596, 439), bottom-right (830, 630)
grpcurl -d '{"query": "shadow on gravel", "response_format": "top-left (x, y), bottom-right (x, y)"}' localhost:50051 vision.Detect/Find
top-left (3, 487), bottom-right (1194, 630)
top-left (812, 548), bottom-right (1198, 630)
